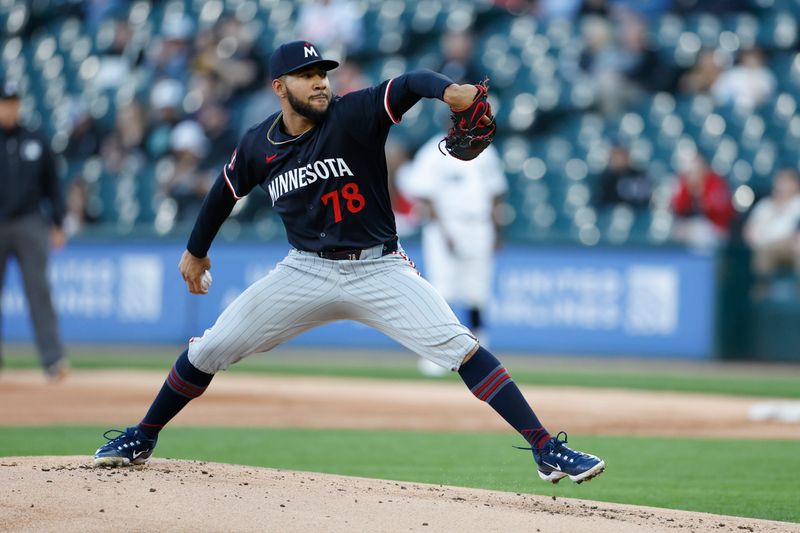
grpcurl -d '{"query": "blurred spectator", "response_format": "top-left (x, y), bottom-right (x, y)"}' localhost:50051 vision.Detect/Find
top-left (743, 169), bottom-right (800, 294)
top-left (192, 26), bottom-right (219, 75)
top-left (332, 61), bottom-right (370, 95)
top-left (162, 120), bottom-right (213, 222)
top-left (193, 18), bottom-right (265, 98)
top-left (615, 11), bottom-right (678, 93)
top-left (597, 142), bottom-right (652, 208)
top-left (115, 101), bottom-right (147, 153)
top-left (238, 82), bottom-right (281, 135)
top-left (295, 0), bottom-right (364, 57)
top-left (63, 102), bottom-right (101, 164)
top-left (94, 17), bottom-right (141, 90)
top-left (99, 134), bottom-right (126, 176)
top-left (149, 78), bottom-right (185, 125)
top-left (573, 15), bottom-right (648, 115)
top-left (185, 71), bottom-right (227, 111)
top-left (62, 176), bottom-right (98, 237)
top-left (711, 48), bottom-right (776, 111)
top-left (670, 153), bottom-right (734, 249)
top-left (146, 14), bottom-right (194, 79)
top-left (147, 78), bottom-right (185, 158)
top-left (216, 18), bottom-right (266, 95)
top-left (99, 100), bottom-right (148, 180)
top-left (679, 49), bottom-right (721, 95)
top-left (438, 30), bottom-right (481, 85)
top-left (197, 102), bottom-right (238, 169)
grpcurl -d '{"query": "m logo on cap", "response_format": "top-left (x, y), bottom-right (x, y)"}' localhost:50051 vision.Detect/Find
top-left (269, 41), bottom-right (339, 79)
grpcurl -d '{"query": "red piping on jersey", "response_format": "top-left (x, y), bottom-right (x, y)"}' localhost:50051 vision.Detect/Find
top-left (391, 250), bottom-right (420, 275)
top-left (384, 79), bottom-right (401, 124)
top-left (222, 164), bottom-right (244, 200)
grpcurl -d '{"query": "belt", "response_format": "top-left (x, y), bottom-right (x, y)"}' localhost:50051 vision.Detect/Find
top-left (317, 236), bottom-right (398, 260)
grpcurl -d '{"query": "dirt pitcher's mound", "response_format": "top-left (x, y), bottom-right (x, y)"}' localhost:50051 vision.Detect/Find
top-left (0, 457), bottom-right (796, 533)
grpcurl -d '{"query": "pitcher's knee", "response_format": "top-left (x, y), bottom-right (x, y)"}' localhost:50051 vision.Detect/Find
top-left (421, 333), bottom-right (479, 371)
top-left (187, 335), bottom-right (229, 374)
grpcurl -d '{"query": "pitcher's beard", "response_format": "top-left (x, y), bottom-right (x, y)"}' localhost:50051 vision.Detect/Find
top-left (287, 90), bottom-right (330, 123)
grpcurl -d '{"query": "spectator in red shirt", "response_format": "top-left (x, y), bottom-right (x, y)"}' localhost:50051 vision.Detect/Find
top-left (671, 153), bottom-right (734, 249)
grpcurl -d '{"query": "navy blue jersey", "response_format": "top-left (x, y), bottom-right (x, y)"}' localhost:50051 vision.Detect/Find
top-left (185, 70), bottom-right (453, 257)
top-left (218, 72), bottom-right (451, 252)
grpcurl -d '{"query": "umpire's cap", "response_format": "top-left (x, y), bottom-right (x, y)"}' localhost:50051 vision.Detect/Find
top-left (269, 41), bottom-right (339, 80)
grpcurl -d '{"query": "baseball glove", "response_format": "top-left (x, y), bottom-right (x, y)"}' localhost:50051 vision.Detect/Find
top-left (440, 79), bottom-right (496, 161)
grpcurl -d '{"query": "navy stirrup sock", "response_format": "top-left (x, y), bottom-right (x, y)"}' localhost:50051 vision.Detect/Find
top-left (137, 350), bottom-right (214, 439)
top-left (458, 346), bottom-right (551, 449)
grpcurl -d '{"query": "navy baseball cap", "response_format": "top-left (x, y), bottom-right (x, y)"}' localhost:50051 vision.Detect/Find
top-left (269, 41), bottom-right (339, 80)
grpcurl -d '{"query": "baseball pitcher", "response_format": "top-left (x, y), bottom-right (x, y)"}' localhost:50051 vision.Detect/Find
top-left (94, 41), bottom-right (604, 485)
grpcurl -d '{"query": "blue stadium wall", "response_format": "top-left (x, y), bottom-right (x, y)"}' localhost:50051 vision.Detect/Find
top-left (2, 241), bottom-right (715, 359)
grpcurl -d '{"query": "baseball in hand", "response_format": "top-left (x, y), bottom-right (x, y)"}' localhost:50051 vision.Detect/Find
top-left (201, 270), bottom-right (213, 292)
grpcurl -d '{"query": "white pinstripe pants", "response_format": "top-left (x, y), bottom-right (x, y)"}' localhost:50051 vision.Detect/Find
top-left (187, 244), bottom-right (478, 373)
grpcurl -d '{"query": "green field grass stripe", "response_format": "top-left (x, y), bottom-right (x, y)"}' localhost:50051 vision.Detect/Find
top-left (1, 426), bottom-right (798, 523)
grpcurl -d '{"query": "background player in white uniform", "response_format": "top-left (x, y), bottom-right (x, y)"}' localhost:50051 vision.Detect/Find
top-left (401, 136), bottom-right (507, 375)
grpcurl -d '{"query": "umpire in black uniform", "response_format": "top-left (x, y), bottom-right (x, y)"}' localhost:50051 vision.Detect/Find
top-left (0, 80), bottom-right (68, 381)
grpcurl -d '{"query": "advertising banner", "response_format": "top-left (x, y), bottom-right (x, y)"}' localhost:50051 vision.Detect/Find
top-left (3, 241), bottom-right (714, 358)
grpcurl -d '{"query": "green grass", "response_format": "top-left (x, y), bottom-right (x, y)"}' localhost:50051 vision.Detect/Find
top-left (4, 346), bottom-right (800, 398)
top-left (1, 426), bottom-right (798, 523)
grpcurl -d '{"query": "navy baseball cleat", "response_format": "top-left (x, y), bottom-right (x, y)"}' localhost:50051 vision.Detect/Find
top-left (94, 427), bottom-right (157, 467)
top-left (532, 432), bottom-right (605, 484)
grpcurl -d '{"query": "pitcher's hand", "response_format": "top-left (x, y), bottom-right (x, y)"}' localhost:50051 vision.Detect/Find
top-left (179, 250), bottom-right (211, 294)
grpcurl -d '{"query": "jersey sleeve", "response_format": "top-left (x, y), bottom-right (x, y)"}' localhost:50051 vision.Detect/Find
top-left (337, 70), bottom-right (454, 146)
top-left (186, 174), bottom-right (238, 258)
top-left (221, 128), bottom-right (261, 199)
top-left (384, 70), bottom-right (453, 122)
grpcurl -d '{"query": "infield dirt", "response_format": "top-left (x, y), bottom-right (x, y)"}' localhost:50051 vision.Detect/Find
top-left (1, 369), bottom-right (799, 438)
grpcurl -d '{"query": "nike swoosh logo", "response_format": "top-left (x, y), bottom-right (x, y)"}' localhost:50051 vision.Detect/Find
top-left (132, 450), bottom-right (148, 460)
top-left (265, 154), bottom-right (277, 164)
top-left (542, 461), bottom-right (561, 471)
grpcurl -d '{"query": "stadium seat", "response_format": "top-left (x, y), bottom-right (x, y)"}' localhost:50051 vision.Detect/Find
top-left (4, 0), bottom-right (796, 248)
top-left (757, 10), bottom-right (798, 49)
